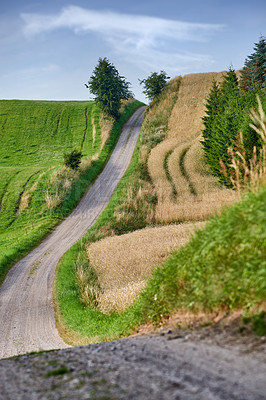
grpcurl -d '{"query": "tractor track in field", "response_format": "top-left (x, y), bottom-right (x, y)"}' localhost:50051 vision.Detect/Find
top-left (0, 106), bottom-right (146, 359)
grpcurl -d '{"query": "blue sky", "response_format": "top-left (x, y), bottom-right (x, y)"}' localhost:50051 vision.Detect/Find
top-left (0, 0), bottom-right (265, 102)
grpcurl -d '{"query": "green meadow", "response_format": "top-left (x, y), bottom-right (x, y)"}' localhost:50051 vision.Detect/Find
top-left (0, 99), bottom-right (143, 283)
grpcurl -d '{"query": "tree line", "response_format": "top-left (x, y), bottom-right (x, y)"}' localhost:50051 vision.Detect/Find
top-left (85, 58), bottom-right (169, 120)
top-left (202, 36), bottom-right (266, 187)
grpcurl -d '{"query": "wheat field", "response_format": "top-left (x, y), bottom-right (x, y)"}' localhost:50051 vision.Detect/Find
top-left (148, 72), bottom-right (238, 222)
top-left (87, 222), bottom-right (204, 313)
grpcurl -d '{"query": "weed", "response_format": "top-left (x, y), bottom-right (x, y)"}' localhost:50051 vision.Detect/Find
top-left (243, 311), bottom-right (266, 336)
top-left (45, 365), bottom-right (70, 377)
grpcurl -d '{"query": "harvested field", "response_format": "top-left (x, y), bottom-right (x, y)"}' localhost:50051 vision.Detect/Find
top-left (87, 222), bottom-right (204, 313)
top-left (148, 72), bottom-right (238, 223)
top-left (167, 72), bottom-right (225, 140)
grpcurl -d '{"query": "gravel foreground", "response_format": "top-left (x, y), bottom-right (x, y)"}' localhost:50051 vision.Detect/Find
top-left (0, 332), bottom-right (265, 400)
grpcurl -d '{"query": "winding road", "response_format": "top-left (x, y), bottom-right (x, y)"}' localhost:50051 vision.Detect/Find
top-left (0, 106), bottom-right (146, 359)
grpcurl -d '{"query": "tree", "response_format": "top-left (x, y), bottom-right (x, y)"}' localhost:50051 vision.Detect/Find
top-left (202, 67), bottom-right (265, 187)
top-left (202, 68), bottom-right (244, 185)
top-left (139, 71), bottom-right (170, 101)
top-left (85, 58), bottom-right (132, 119)
top-left (240, 36), bottom-right (266, 91)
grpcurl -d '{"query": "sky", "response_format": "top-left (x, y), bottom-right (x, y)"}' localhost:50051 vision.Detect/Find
top-left (0, 0), bottom-right (265, 102)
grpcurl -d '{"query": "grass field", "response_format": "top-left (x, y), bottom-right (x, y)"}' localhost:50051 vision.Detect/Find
top-left (0, 99), bottom-right (143, 283)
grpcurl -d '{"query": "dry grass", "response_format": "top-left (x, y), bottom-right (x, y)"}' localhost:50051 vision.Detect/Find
top-left (87, 222), bottom-right (204, 313)
top-left (167, 72), bottom-right (225, 140)
top-left (100, 114), bottom-right (113, 151)
top-left (18, 171), bottom-right (46, 213)
top-left (91, 116), bottom-right (96, 147)
top-left (45, 167), bottom-right (79, 209)
top-left (148, 138), bottom-right (180, 205)
top-left (147, 72), bottom-right (238, 223)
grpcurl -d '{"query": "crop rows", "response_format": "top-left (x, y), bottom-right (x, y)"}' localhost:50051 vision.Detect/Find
top-left (147, 72), bottom-right (237, 223)
top-left (0, 100), bottom-right (101, 280)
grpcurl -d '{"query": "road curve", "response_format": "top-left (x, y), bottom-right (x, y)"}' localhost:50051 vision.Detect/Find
top-left (0, 106), bottom-right (146, 359)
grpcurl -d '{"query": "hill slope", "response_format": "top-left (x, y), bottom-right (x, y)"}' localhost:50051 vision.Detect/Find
top-left (0, 99), bottom-right (142, 283)
top-left (0, 100), bottom-right (101, 281)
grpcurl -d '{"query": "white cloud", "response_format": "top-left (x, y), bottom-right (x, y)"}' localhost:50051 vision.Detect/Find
top-left (21, 5), bottom-right (225, 47)
top-left (20, 6), bottom-right (224, 81)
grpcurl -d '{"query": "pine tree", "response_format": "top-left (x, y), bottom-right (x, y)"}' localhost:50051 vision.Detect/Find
top-left (201, 80), bottom-right (220, 156)
top-left (240, 36), bottom-right (266, 91)
top-left (202, 69), bottom-right (242, 185)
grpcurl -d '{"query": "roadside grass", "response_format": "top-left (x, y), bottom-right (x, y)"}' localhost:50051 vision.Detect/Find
top-left (138, 185), bottom-right (266, 322)
top-left (0, 99), bottom-right (143, 284)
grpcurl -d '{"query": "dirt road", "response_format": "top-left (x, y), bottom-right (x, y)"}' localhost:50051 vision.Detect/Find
top-left (0, 106), bottom-right (146, 359)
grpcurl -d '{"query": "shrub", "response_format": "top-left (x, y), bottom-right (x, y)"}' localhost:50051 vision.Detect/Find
top-left (63, 149), bottom-right (83, 170)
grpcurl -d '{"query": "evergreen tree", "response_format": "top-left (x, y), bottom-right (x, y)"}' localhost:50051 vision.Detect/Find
top-left (240, 36), bottom-right (266, 91)
top-left (201, 80), bottom-right (221, 155)
top-left (86, 58), bottom-right (133, 119)
top-left (202, 69), bottom-right (243, 185)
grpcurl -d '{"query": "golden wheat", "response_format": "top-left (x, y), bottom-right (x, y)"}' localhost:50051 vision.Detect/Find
top-left (148, 138), bottom-right (179, 205)
top-left (87, 222), bottom-right (204, 313)
top-left (146, 71), bottom-right (239, 223)
top-left (167, 72), bottom-right (225, 140)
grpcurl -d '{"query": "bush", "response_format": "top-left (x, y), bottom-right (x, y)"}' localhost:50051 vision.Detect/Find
top-left (63, 149), bottom-right (83, 170)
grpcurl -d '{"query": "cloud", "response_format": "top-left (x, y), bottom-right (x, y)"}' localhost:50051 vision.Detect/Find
top-left (20, 6), bottom-right (224, 75)
top-left (21, 5), bottom-right (224, 46)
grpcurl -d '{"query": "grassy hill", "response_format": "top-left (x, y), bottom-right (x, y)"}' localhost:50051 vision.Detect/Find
top-left (54, 72), bottom-right (266, 345)
top-left (0, 99), bottom-right (142, 283)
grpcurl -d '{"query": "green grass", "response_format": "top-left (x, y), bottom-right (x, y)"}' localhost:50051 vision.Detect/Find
top-left (0, 99), bottom-right (143, 284)
top-left (45, 365), bottom-right (71, 377)
top-left (56, 185), bottom-right (266, 343)
top-left (139, 186), bottom-right (266, 321)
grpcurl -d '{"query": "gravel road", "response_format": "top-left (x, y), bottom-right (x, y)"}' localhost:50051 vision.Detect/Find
top-left (0, 333), bottom-right (265, 399)
top-left (0, 106), bottom-right (146, 359)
